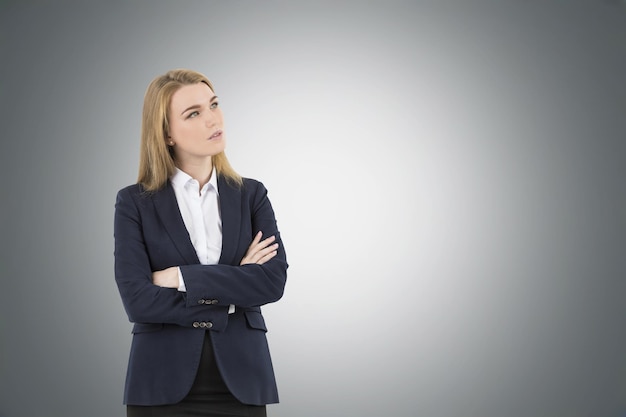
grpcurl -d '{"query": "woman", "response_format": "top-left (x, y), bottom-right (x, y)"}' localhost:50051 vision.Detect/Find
top-left (114, 69), bottom-right (287, 417)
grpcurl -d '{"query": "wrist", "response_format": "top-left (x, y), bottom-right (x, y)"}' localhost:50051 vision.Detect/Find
top-left (176, 267), bottom-right (186, 292)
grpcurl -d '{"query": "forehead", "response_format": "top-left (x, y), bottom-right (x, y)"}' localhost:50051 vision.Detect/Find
top-left (169, 82), bottom-right (214, 111)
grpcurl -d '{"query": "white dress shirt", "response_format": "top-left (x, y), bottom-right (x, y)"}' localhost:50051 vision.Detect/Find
top-left (170, 167), bottom-right (234, 314)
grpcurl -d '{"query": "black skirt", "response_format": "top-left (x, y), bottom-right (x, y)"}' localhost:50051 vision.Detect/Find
top-left (127, 332), bottom-right (267, 417)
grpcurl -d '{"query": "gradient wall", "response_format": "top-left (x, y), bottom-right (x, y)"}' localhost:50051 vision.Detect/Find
top-left (1, 1), bottom-right (625, 416)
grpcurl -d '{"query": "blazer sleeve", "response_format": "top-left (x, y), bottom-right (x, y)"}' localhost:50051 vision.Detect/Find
top-left (114, 185), bottom-right (229, 329)
top-left (180, 180), bottom-right (288, 309)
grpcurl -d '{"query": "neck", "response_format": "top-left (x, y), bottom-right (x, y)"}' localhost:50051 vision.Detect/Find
top-left (176, 157), bottom-right (214, 189)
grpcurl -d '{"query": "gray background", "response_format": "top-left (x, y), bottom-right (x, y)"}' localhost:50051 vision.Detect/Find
top-left (1, 1), bottom-right (626, 416)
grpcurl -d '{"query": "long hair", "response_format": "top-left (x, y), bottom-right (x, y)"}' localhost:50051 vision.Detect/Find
top-left (137, 69), bottom-right (242, 191)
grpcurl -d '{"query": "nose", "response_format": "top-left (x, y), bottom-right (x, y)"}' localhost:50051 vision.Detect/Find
top-left (204, 108), bottom-right (217, 127)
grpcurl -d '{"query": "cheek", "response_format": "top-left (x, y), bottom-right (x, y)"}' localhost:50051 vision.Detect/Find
top-left (170, 124), bottom-right (194, 139)
top-left (168, 121), bottom-right (182, 138)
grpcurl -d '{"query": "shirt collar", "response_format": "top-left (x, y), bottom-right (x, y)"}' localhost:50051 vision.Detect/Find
top-left (170, 167), bottom-right (219, 194)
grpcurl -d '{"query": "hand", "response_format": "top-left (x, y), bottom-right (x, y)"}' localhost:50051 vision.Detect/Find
top-left (152, 266), bottom-right (179, 288)
top-left (240, 231), bottom-right (278, 266)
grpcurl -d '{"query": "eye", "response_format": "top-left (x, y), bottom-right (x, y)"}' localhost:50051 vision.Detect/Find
top-left (187, 111), bottom-right (200, 119)
top-left (210, 101), bottom-right (219, 109)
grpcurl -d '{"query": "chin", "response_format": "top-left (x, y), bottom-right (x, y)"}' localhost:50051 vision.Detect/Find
top-left (210, 143), bottom-right (226, 156)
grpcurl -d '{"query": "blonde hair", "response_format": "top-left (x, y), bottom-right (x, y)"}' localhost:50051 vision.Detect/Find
top-left (137, 69), bottom-right (242, 191)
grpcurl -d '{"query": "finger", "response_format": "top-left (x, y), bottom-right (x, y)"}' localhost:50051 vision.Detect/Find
top-left (254, 235), bottom-right (276, 250)
top-left (256, 250), bottom-right (277, 265)
top-left (246, 236), bottom-right (275, 257)
top-left (250, 231), bottom-right (263, 247)
top-left (242, 232), bottom-right (264, 260)
top-left (241, 236), bottom-right (277, 265)
top-left (250, 243), bottom-right (279, 263)
top-left (241, 245), bottom-right (277, 265)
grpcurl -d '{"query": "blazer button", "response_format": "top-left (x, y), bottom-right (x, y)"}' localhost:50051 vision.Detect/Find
top-left (210, 299), bottom-right (219, 305)
top-left (205, 321), bottom-right (213, 329)
top-left (198, 299), bottom-right (205, 305)
top-left (193, 322), bottom-right (200, 328)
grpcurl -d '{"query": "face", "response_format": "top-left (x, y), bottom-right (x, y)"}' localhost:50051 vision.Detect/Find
top-left (167, 82), bottom-right (225, 165)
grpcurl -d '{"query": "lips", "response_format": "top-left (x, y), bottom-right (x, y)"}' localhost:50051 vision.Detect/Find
top-left (208, 130), bottom-right (222, 140)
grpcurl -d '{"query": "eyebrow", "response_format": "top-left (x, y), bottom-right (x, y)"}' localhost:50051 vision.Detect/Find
top-left (180, 95), bottom-right (218, 115)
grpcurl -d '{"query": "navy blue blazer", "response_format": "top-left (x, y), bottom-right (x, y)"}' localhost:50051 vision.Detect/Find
top-left (114, 175), bottom-right (287, 406)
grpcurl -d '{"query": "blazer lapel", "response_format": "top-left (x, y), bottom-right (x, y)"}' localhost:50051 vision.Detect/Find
top-left (152, 182), bottom-right (200, 265)
top-left (217, 175), bottom-right (241, 265)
